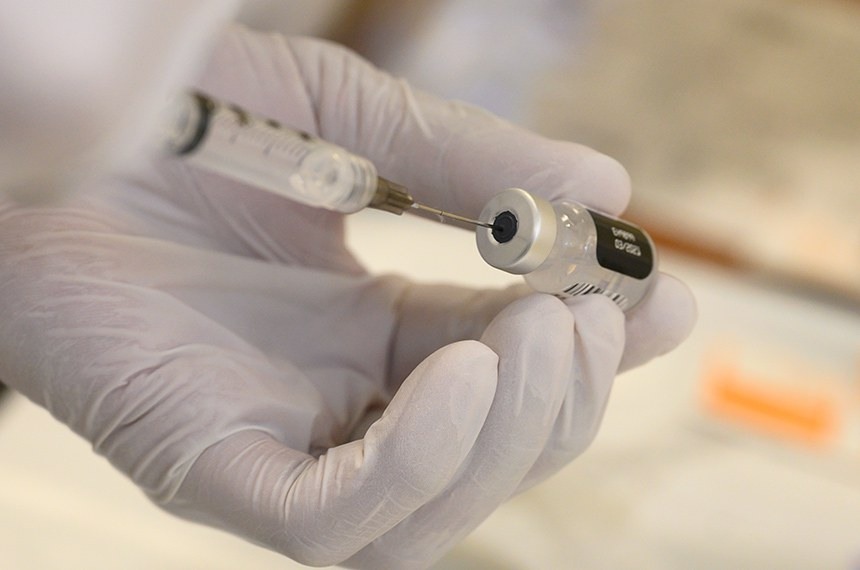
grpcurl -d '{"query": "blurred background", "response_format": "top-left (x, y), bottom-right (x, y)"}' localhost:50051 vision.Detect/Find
top-left (2, 0), bottom-right (859, 568)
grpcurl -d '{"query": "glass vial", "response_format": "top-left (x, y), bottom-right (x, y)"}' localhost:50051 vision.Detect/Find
top-left (476, 188), bottom-right (656, 311)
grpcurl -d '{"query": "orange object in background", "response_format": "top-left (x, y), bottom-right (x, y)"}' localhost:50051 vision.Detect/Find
top-left (702, 349), bottom-right (840, 448)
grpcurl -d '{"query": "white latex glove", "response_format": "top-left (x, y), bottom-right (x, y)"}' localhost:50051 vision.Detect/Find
top-left (0, 1), bottom-right (237, 200)
top-left (0, 25), bottom-right (696, 569)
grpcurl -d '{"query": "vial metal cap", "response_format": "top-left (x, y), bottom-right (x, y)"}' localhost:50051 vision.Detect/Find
top-left (476, 188), bottom-right (557, 274)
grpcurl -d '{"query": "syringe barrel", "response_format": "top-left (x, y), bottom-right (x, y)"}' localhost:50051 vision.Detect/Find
top-left (162, 92), bottom-right (378, 213)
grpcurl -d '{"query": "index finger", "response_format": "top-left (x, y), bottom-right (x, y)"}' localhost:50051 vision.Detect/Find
top-left (286, 35), bottom-right (632, 218)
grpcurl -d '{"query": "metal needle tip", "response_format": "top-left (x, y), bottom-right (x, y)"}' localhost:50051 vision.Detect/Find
top-left (410, 202), bottom-right (495, 229)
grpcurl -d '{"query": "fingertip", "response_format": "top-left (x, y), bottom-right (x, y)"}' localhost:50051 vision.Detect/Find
top-left (479, 293), bottom-right (579, 369)
top-left (540, 146), bottom-right (631, 216)
top-left (563, 293), bottom-right (626, 348)
top-left (581, 151), bottom-right (632, 215)
top-left (479, 293), bottom-right (576, 400)
top-left (620, 273), bottom-right (698, 372)
top-left (639, 273), bottom-right (698, 344)
top-left (369, 340), bottom-right (499, 489)
top-left (418, 340), bottom-right (500, 429)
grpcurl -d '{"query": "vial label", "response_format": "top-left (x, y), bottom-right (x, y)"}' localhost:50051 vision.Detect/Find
top-left (562, 282), bottom-right (630, 310)
top-left (588, 210), bottom-right (653, 280)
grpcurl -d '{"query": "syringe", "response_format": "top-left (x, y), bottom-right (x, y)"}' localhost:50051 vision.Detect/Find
top-left (161, 92), bottom-right (658, 311)
top-left (161, 91), bottom-right (492, 227)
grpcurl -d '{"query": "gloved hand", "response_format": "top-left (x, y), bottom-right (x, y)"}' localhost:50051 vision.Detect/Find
top-left (0, 25), bottom-right (695, 569)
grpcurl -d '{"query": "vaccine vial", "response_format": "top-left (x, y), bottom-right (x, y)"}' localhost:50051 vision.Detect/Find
top-left (476, 188), bottom-right (656, 311)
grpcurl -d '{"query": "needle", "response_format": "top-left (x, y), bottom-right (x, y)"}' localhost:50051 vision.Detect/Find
top-left (410, 202), bottom-right (495, 229)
